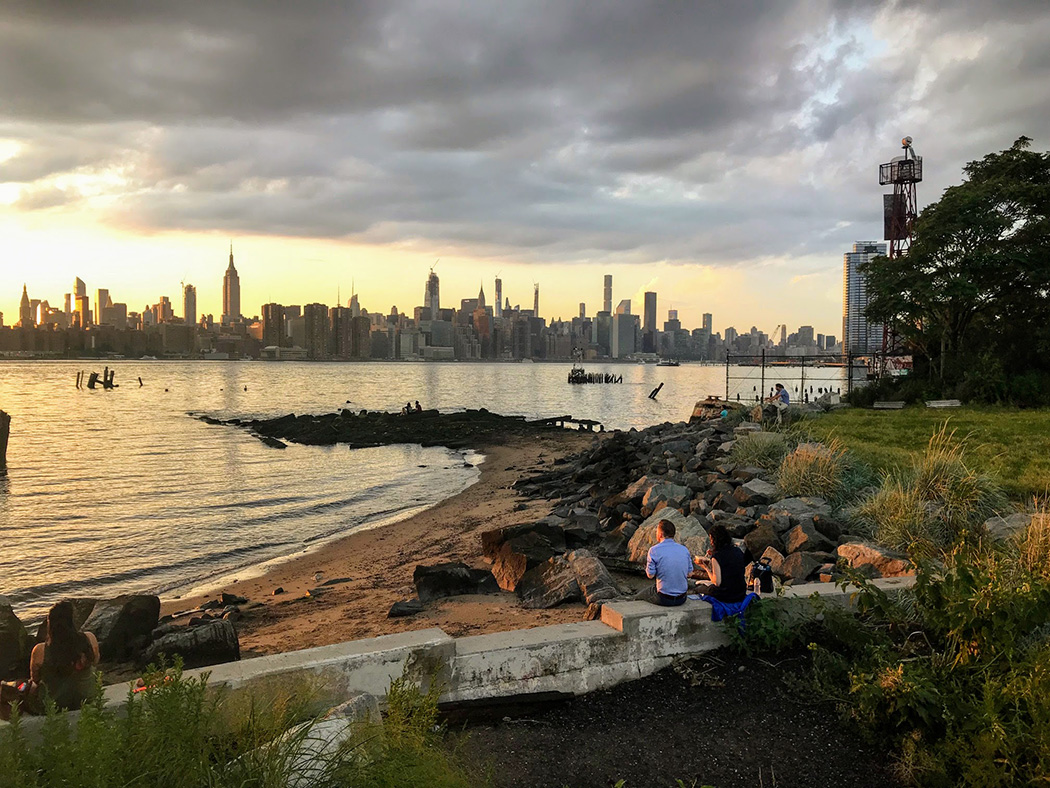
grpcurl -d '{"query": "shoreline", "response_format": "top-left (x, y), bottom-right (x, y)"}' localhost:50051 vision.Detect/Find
top-left (161, 431), bottom-right (598, 657)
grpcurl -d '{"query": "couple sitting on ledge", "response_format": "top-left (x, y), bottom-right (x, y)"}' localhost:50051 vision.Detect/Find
top-left (637, 520), bottom-right (747, 607)
top-left (0, 601), bottom-right (100, 721)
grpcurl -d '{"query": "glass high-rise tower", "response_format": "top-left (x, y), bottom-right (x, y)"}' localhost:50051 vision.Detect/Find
top-left (842, 241), bottom-right (887, 353)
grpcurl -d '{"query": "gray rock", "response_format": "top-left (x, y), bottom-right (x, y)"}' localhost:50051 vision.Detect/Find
top-left (480, 521), bottom-right (566, 559)
top-left (626, 509), bottom-right (710, 563)
top-left (768, 496), bottom-right (833, 524)
top-left (517, 556), bottom-right (582, 609)
top-left (836, 542), bottom-right (913, 578)
top-left (812, 514), bottom-right (843, 541)
top-left (983, 512), bottom-right (1034, 542)
top-left (413, 562), bottom-right (500, 602)
top-left (733, 478), bottom-right (779, 507)
top-left (142, 619), bottom-right (240, 669)
top-left (761, 546), bottom-right (786, 576)
top-left (84, 595), bottom-right (161, 661)
top-left (490, 531), bottom-right (561, 592)
top-left (784, 522), bottom-right (835, 554)
top-left (566, 549), bottom-right (619, 605)
top-left (387, 599), bottom-right (425, 618)
top-left (326, 692), bottom-right (381, 724)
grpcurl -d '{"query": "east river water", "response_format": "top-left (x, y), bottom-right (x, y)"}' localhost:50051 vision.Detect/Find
top-left (0, 360), bottom-right (846, 620)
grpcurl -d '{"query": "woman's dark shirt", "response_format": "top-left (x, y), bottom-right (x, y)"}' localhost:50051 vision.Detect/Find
top-left (709, 545), bottom-right (748, 603)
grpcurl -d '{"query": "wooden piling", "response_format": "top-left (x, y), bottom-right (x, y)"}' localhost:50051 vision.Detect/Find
top-left (0, 410), bottom-right (10, 471)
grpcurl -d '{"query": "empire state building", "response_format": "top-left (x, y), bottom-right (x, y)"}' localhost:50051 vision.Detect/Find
top-left (222, 244), bottom-right (241, 325)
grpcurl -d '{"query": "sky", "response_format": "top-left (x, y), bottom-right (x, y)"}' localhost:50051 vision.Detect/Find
top-left (2, 0), bottom-right (1049, 336)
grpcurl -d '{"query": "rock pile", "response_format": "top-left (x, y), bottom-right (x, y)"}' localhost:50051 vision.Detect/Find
top-left (0, 593), bottom-right (247, 682)
top-left (492, 418), bottom-right (912, 604)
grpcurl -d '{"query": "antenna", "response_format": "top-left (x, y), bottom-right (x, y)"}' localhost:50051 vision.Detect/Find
top-left (430, 259), bottom-right (440, 274)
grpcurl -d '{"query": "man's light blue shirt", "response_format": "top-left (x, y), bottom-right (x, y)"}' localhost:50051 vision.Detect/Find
top-left (645, 538), bottom-right (693, 596)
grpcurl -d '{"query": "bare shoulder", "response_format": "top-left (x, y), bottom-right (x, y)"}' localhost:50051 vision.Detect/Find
top-left (31, 642), bottom-right (45, 662)
top-left (84, 631), bottom-right (100, 660)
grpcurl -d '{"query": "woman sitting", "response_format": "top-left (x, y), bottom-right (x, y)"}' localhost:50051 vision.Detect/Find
top-left (693, 524), bottom-right (748, 603)
top-left (0, 600), bottom-right (100, 719)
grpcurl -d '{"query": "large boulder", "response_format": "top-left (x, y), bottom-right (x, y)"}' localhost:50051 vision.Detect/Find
top-left (743, 523), bottom-right (786, 560)
top-left (489, 531), bottom-right (561, 592)
top-left (626, 509), bottom-right (710, 564)
top-left (836, 542), bottom-right (913, 578)
top-left (641, 483), bottom-right (692, 517)
top-left (142, 619), bottom-right (240, 669)
top-left (604, 475), bottom-right (656, 509)
top-left (784, 522), bottom-right (835, 554)
top-left (733, 478), bottom-right (779, 507)
top-left (566, 550), bottom-right (619, 605)
top-left (83, 595), bottom-right (161, 661)
top-left (413, 563), bottom-right (500, 602)
top-left (517, 556), bottom-right (582, 609)
top-left (0, 598), bottom-right (30, 680)
top-left (480, 521), bottom-right (565, 559)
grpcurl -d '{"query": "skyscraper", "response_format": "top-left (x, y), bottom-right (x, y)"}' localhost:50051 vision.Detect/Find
top-left (843, 241), bottom-right (887, 353)
top-left (494, 278), bottom-right (503, 318)
top-left (702, 313), bottom-right (713, 334)
top-left (73, 277), bottom-right (86, 299)
top-left (533, 283), bottom-right (539, 316)
top-left (615, 299), bottom-right (631, 315)
top-left (18, 285), bottom-right (33, 327)
top-left (603, 275), bottom-right (612, 314)
top-left (222, 244), bottom-right (241, 325)
top-left (183, 284), bottom-right (197, 326)
top-left (95, 289), bottom-right (110, 324)
top-left (579, 303), bottom-right (586, 319)
top-left (424, 269), bottom-right (440, 315)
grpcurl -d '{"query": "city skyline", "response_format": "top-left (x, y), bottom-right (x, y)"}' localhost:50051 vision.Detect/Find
top-left (2, 4), bottom-right (1048, 336)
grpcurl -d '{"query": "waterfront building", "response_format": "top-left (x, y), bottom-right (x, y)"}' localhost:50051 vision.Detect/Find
top-left (842, 241), bottom-right (887, 354)
top-left (611, 312), bottom-right (637, 358)
top-left (222, 244), bottom-right (241, 325)
top-left (642, 291), bottom-right (657, 352)
top-left (261, 303), bottom-right (285, 348)
top-left (183, 284), bottom-right (197, 326)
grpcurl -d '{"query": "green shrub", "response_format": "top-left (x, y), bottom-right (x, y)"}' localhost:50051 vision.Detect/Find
top-left (730, 431), bottom-right (789, 472)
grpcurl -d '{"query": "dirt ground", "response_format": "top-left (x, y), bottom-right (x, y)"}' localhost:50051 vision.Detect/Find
top-left (454, 649), bottom-right (901, 788)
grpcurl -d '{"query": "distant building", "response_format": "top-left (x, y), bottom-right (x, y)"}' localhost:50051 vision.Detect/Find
top-left (611, 312), bottom-right (637, 358)
top-left (18, 285), bottom-right (34, 327)
top-left (494, 278), bottom-right (503, 318)
top-left (424, 270), bottom-right (440, 315)
top-left (615, 299), bottom-right (631, 316)
top-left (843, 241), bottom-right (887, 354)
top-left (74, 294), bottom-right (91, 327)
top-left (95, 289), bottom-right (110, 325)
top-left (603, 275), bottom-right (612, 314)
top-left (222, 244), bottom-right (241, 324)
top-left (261, 303), bottom-right (285, 347)
top-left (642, 291), bottom-right (657, 352)
top-left (702, 313), bottom-right (713, 335)
top-left (73, 277), bottom-right (86, 299)
top-left (183, 284), bottom-right (197, 326)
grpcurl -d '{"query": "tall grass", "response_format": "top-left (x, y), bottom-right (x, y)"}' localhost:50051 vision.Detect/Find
top-left (1019, 502), bottom-right (1050, 580)
top-left (774, 439), bottom-right (877, 506)
top-left (0, 662), bottom-right (476, 788)
top-left (730, 431), bottom-right (789, 472)
top-left (851, 426), bottom-right (1006, 557)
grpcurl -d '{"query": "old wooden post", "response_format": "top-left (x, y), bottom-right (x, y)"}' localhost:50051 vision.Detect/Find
top-left (0, 410), bottom-right (10, 471)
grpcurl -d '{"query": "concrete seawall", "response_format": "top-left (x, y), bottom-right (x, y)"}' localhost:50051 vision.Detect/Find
top-left (2, 577), bottom-right (913, 736)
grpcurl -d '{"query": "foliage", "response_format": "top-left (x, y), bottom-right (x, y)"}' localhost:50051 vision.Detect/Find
top-left (775, 438), bottom-right (877, 507)
top-left (0, 661), bottom-right (476, 788)
top-left (809, 533), bottom-right (1050, 786)
top-left (803, 406), bottom-right (1050, 500)
top-left (729, 430), bottom-right (789, 472)
top-left (862, 136), bottom-right (1050, 400)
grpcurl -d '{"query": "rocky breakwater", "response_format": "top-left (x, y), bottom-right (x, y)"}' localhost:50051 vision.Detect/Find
top-left (198, 407), bottom-right (583, 450)
top-left (480, 419), bottom-right (912, 608)
top-left (0, 593), bottom-right (250, 684)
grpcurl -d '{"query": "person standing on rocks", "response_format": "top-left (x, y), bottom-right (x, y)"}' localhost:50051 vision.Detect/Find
top-left (636, 520), bottom-right (693, 607)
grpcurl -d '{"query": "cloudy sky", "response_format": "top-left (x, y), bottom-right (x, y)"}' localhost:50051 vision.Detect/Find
top-left (2, 0), bottom-right (1048, 335)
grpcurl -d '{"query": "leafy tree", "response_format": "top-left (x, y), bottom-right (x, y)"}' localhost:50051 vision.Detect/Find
top-left (863, 137), bottom-right (1050, 396)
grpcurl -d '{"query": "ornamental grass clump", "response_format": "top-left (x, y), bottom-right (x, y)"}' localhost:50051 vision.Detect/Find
top-left (730, 431), bottom-right (789, 473)
top-left (1019, 501), bottom-right (1050, 581)
top-left (852, 424), bottom-right (1006, 558)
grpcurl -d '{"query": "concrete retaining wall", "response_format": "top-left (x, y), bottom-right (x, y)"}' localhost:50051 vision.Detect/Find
top-left (2, 577), bottom-right (914, 737)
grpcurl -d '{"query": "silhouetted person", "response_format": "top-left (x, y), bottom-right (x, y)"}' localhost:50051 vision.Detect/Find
top-left (414, 400), bottom-right (422, 412)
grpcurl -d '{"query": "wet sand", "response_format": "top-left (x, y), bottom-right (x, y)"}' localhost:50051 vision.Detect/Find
top-left (161, 431), bottom-right (598, 658)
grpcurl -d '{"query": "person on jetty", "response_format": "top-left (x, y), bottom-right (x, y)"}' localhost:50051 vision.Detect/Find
top-left (0, 601), bottom-right (100, 719)
top-left (414, 400), bottom-right (422, 412)
top-left (765, 383), bottom-right (790, 424)
top-left (693, 524), bottom-right (748, 603)
top-left (636, 519), bottom-right (693, 606)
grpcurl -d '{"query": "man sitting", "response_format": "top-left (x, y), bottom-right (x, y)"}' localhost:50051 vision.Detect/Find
top-left (637, 519), bottom-right (693, 606)
top-left (765, 383), bottom-right (790, 424)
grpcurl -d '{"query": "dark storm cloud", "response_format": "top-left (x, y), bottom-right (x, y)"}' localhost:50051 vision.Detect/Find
top-left (1, 0), bottom-right (1049, 264)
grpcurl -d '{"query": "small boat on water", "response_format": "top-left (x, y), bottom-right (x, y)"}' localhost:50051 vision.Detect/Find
top-left (657, 358), bottom-right (680, 367)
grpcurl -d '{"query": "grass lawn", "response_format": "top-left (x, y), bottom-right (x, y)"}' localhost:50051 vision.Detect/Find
top-left (800, 406), bottom-right (1050, 501)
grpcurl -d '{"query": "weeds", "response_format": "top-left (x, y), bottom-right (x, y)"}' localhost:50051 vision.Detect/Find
top-left (730, 431), bottom-right (789, 472)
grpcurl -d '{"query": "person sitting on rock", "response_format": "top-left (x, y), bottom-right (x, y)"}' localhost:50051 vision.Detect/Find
top-left (0, 601), bottom-right (100, 719)
top-left (414, 400), bottom-right (422, 412)
top-left (637, 519), bottom-right (693, 607)
top-left (693, 524), bottom-right (747, 603)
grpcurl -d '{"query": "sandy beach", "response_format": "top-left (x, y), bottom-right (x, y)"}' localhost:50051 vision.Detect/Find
top-left (162, 431), bottom-right (599, 658)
